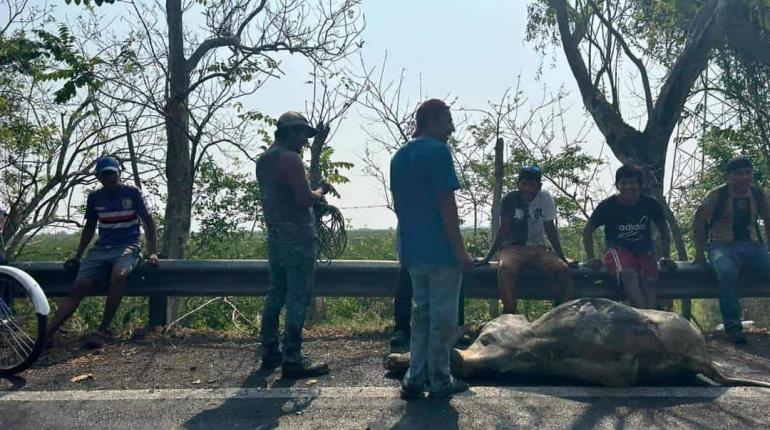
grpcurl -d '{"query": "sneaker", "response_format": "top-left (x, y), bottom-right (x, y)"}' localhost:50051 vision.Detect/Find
top-left (429, 379), bottom-right (469, 399)
top-left (389, 330), bottom-right (410, 349)
top-left (399, 382), bottom-right (424, 400)
top-left (260, 351), bottom-right (283, 370)
top-left (282, 357), bottom-right (329, 379)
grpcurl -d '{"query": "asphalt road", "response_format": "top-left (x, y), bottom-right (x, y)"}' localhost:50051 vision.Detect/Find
top-left (3, 386), bottom-right (770, 429)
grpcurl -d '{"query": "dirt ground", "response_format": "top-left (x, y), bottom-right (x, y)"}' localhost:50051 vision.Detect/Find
top-left (3, 328), bottom-right (770, 391)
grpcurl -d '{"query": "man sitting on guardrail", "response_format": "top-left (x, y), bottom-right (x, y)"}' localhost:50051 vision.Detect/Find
top-left (693, 156), bottom-right (770, 344)
top-left (390, 99), bottom-right (473, 399)
top-left (476, 165), bottom-right (573, 314)
top-left (256, 111), bottom-right (332, 378)
top-left (46, 155), bottom-right (159, 349)
top-left (582, 165), bottom-right (674, 309)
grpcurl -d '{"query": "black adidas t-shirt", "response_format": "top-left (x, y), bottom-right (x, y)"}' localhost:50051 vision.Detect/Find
top-left (589, 195), bottom-right (665, 255)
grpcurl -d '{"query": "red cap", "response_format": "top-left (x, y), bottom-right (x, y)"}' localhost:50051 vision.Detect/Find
top-left (414, 98), bottom-right (450, 137)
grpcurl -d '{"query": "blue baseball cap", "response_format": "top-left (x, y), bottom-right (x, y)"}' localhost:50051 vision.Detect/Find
top-left (518, 165), bottom-right (542, 182)
top-left (95, 156), bottom-right (120, 174)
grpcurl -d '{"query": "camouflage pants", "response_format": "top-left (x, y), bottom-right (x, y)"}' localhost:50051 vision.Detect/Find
top-left (261, 231), bottom-right (317, 363)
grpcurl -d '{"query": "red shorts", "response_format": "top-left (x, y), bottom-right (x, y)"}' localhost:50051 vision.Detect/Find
top-left (603, 248), bottom-right (659, 281)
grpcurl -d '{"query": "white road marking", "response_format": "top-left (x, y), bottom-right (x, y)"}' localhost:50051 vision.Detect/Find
top-left (1, 386), bottom-right (769, 402)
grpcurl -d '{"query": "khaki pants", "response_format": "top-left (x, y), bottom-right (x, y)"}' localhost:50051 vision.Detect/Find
top-left (498, 245), bottom-right (574, 313)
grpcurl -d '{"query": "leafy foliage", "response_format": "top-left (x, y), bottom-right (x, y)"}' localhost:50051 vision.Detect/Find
top-left (188, 160), bottom-right (263, 258)
top-left (1, 24), bottom-right (102, 104)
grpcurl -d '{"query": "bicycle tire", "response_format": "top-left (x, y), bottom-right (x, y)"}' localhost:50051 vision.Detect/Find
top-left (0, 313), bottom-right (46, 376)
top-left (0, 272), bottom-right (48, 376)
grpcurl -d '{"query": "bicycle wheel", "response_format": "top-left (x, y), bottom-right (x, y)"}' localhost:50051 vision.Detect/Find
top-left (0, 273), bottom-right (46, 376)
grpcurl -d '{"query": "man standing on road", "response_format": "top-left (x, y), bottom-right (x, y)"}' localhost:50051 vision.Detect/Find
top-left (583, 165), bottom-right (674, 309)
top-left (477, 166), bottom-right (573, 314)
top-left (692, 156), bottom-right (770, 344)
top-left (256, 111), bottom-right (332, 378)
top-left (390, 99), bottom-right (473, 399)
top-left (47, 155), bottom-right (158, 349)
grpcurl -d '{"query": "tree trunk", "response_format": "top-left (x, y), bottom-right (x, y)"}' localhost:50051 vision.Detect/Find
top-left (488, 136), bottom-right (504, 317)
top-left (307, 127), bottom-right (327, 323)
top-left (162, 0), bottom-right (194, 323)
top-left (489, 137), bottom-right (505, 243)
top-left (309, 137), bottom-right (324, 189)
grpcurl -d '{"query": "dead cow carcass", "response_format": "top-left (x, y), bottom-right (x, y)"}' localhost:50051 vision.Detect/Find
top-left (384, 298), bottom-right (770, 387)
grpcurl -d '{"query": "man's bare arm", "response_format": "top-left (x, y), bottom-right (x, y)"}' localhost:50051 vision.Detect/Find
top-left (74, 219), bottom-right (97, 259)
top-left (544, 220), bottom-right (567, 261)
top-left (437, 191), bottom-right (472, 267)
top-left (692, 196), bottom-right (713, 261)
top-left (483, 218), bottom-right (511, 262)
top-left (279, 151), bottom-right (326, 207)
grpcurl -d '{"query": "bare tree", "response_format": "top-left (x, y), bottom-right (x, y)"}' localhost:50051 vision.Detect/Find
top-left (161, 0), bottom-right (363, 262)
top-left (356, 55), bottom-right (424, 210)
top-left (305, 65), bottom-right (366, 189)
top-left (0, 81), bottom-right (160, 259)
top-left (92, 0), bottom-right (363, 262)
top-left (81, 1), bottom-right (364, 321)
top-left (0, 1), bottom-right (162, 259)
top-left (459, 85), bottom-right (522, 242)
top-left (526, 0), bottom-right (749, 259)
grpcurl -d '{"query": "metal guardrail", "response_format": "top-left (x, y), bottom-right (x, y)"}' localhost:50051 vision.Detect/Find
top-left (11, 260), bottom-right (770, 326)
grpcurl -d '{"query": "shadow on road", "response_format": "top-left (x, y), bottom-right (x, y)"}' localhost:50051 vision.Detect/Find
top-left (387, 397), bottom-right (459, 430)
top-left (0, 375), bottom-right (26, 393)
top-left (564, 395), bottom-right (754, 429)
top-left (183, 368), bottom-right (311, 430)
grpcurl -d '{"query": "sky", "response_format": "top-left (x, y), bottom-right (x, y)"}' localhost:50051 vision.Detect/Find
top-left (37, 0), bottom-right (621, 230)
top-left (246, 0), bottom-right (609, 229)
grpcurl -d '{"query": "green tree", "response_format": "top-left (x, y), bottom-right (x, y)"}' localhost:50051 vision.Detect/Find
top-left (0, 1), bottom-right (153, 259)
top-left (526, 0), bottom-right (770, 260)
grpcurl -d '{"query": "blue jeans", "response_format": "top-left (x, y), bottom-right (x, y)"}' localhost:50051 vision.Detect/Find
top-left (709, 242), bottom-right (770, 331)
top-left (260, 262), bottom-right (315, 363)
top-left (403, 265), bottom-right (463, 393)
top-left (394, 265), bottom-right (465, 333)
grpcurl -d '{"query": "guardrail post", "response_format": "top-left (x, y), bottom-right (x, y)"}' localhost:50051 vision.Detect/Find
top-left (681, 298), bottom-right (693, 320)
top-left (148, 294), bottom-right (168, 327)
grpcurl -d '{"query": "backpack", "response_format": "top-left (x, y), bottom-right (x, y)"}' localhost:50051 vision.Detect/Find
top-left (709, 184), bottom-right (767, 243)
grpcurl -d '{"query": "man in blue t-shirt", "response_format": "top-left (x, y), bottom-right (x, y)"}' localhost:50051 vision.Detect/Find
top-left (46, 156), bottom-right (158, 349)
top-left (391, 99), bottom-right (473, 400)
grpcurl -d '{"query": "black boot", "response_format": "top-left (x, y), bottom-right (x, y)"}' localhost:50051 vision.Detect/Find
top-left (260, 348), bottom-right (283, 370)
top-left (282, 356), bottom-right (329, 378)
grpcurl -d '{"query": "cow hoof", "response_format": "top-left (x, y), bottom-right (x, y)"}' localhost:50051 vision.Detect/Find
top-left (384, 352), bottom-right (409, 374)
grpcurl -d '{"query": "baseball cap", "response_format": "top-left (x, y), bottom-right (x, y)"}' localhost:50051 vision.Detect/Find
top-left (518, 165), bottom-right (542, 182)
top-left (95, 156), bottom-right (120, 174)
top-left (276, 111), bottom-right (317, 137)
top-left (725, 156), bottom-right (753, 173)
